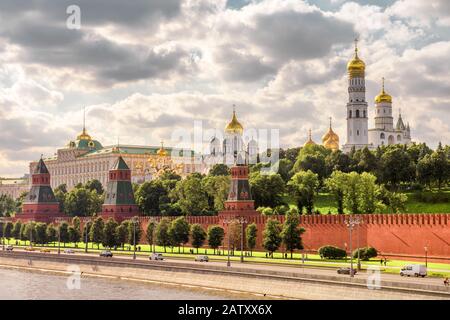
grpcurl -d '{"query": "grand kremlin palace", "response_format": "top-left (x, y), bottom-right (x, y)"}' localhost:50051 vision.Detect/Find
top-left (28, 126), bottom-right (202, 191)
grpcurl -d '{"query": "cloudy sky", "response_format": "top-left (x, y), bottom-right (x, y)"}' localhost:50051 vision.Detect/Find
top-left (0, 0), bottom-right (449, 177)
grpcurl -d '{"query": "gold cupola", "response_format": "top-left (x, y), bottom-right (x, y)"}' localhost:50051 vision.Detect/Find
top-left (322, 117), bottom-right (340, 152)
top-left (77, 107), bottom-right (92, 140)
top-left (157, 140), bottom-right (168, 157)
top-left (225, 107), bottom-right (244, 135)
top-left (347, 39), bottom-right (365, 79)
top-left (303, 129), bottom-right (316, 147)
top-left (375, 77), bottom-right (392, 104)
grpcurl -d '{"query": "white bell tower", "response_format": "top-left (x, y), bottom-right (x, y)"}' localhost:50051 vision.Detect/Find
top-left (343, 39), bottom-right (370, 153)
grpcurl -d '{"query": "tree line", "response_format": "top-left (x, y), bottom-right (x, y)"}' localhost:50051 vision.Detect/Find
top-left (0, 210), bottom-right (306, 258)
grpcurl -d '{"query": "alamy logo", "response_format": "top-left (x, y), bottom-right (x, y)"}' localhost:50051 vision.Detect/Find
top-left (366, 265), bottom-right (381, 290)
top-left (66, 265), bottom-right (81, 290)
top-left (66, 5), bottom-right (81, 30)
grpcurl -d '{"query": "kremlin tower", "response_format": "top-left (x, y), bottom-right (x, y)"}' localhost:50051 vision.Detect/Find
top-left (20, 157), bottom-right (63, 223)
top-left (343, 39), bottom-right (369, 153)
top-left (218, 158), bottom-right (259, 219)
top-left (100, 155), bottom-right (140, 222)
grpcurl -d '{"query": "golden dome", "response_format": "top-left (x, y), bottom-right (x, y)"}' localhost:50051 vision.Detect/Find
top-left (157, 141), bottom-right (168, 157)
top-left (225, 109), bottom-right (244, 135)
top-left (303, 129), bottom-right (316, 147)
top-left (322, 118), bottom-right (339, 151)
top-left (375, 77), bottom-right (392, 104)
top-left (77, 128), bottom-right (92, 141)
top-left (347, 40), bottom-right (365, 78)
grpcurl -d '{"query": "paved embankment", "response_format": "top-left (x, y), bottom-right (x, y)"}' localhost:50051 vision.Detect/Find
top-left (0, 251), bottom-right (449, 300)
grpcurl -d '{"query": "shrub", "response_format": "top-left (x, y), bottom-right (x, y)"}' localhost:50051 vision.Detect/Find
top-left (318, 245), bottom-right (347, 259)
top-left (352, 247), bottom-right (378, 260)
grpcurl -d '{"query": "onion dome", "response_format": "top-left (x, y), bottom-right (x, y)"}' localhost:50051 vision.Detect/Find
top-left (347, 39), bottom-right (365, 79)
top-left (303, 129), bottom-right (316, 147)
top-left (322, 118), bottom-right (340, 151)
top-left (375, 77), bottom-right (392, 104)
top-left (157, 140), bottom-right (168, 157)
top-left (225, 109), bottom-right (244, 135)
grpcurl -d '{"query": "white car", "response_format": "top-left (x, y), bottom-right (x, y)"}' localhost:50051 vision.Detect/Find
top-left (195, 255), bottom-right (209, 262)
top-left (64, 249), bottom-right (75, 254)
top-left (6, 245), bottom-right (13, 251)
top-left (400, 264), bottom-right (427, 277)
top-left (149, 253), bottom-right (164, 260)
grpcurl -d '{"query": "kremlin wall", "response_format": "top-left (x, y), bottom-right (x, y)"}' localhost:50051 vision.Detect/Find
top-left (11, 156), bottom-right (450, 263)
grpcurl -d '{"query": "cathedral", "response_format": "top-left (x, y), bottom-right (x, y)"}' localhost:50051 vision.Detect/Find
top-left (342, 41), bottom-right (412, 153)
top-left (207, 108), bottom-right (258, 167)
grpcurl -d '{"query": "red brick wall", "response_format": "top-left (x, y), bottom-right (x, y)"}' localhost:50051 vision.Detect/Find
top-left (35, 213), bottom-right (450, 259)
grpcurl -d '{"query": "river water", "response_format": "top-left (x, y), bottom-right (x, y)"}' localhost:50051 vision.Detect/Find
top-left (0, 267), bottom-right (250, 300)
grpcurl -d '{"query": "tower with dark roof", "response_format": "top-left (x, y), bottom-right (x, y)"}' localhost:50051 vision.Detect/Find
top-left (100, 155), bottom-right (140, 222)
top-left (20, 158), bottom-right (63, 222)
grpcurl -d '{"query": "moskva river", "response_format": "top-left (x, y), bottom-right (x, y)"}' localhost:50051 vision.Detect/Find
top-left (0, 267), bottom-right (246, 300)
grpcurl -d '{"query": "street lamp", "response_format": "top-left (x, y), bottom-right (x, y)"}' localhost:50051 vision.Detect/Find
top-left (132, 217), bottom-right (139, 260)
top-left (84, 219), bottom-right (91, 253)
top-left (55, 218), bottom-right (66, 255)
top-left (237, 217), bottom-right (247, 263)
top-left (29, 220), bottom-right (35, 248)
top-left (0, 217), bottom-right (7, 251)
top-left (424, 246), bottom-right (428, 267)
top-left (222, 218), bottom-right (235, 267)
top-left (345, 215), bottom-right (362, 277)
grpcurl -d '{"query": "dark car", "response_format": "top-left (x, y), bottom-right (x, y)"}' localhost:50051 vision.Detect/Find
top-left (337, 267), bottom-right (357, 275)
top-left (100, 250), bottom-right (113, 257)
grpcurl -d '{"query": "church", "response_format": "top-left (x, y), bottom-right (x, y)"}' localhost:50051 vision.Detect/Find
top-left (342, 41), bottom-right (412, 153)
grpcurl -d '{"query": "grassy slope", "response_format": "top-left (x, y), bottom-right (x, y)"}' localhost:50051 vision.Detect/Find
top-left (286, 190), bottom-right (450, 214)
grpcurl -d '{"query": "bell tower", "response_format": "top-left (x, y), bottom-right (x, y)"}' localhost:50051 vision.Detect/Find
top-left (343, 39), bottom-right (370, 153)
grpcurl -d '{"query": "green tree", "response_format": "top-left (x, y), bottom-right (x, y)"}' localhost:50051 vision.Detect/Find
top-left (102, 218), bottom-right (119, 248)
top-left (3, 222), bottom-right (13, 243)
top-left (245, 223), bottom-right (258, 256)
top-left (293, 144), bottom-right (330, 181)
top-left (190, 224), bottom-right (207, 253)
top-left (115, 221), bottom-right (128, 249)
top-left (249, 172), bottom-right (286, 208)
top-left (0, 195), bottom-right (16, 216)
top-left (90, 217), bottom-right (105, 249)
top-left (288, 170), bottom-right (319, 214)
top-left (12, 221), bottom-right (22, 240)
top-left (156, 218), bottom-right (171, 252)
top-left (379, 146), bottom-right (415, 189)
top-left (202, 175), bottom-right (231, 212)
top-left (417, 149), bottom-right (450, 190)
top-left (171, 175), bottom-right (209, 215)
top-left (70, 217), bottom-right (81, 244)
top-left (46, 224), bottom-right (57, 243)
top-left (35, 223), bottom-right (48, 244)
top-left (64, 187), bottom-right (102, 216)
top-left (23, 222), bottom-right (37, 244)
top-left (262, 218), bottom-right (282, 256)
top-left (135, 180), bottom-right (168, 215)
top-left (207, 225), bottom-right (224, 254)
top-left (325, 171), bottom-right (347, 214)
top-left (54, 184), bottom-right (68, 212)
top-left (281, 209), bottom-right (305, 258)
top-left (85, 179), bottom-right (104, 195)
top-left (58, 222), bottom-right (70, 247)
top-left (209, 164), bottom-right (230, 176)
top-left (168, 216), bottom-right (190, 253)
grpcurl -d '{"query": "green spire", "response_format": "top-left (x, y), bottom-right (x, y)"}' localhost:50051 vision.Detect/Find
top-left (112, 156), bottom-right (129, 170)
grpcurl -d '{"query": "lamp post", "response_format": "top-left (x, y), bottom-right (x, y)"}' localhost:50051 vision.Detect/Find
top-left (29, 220), bottom-right (34, 249)
top-left (55, 218), bottom-right (66, 255)
top-left (84, 218), bottom-right (92, 253)
top-left (132, 217), bottom-right (138, 260)
top-left (0, 217), bottom-right (7, 251)
top-left (236, 217), bottom-right (247, 263)
top-left (345, 215), bottom-right (362, 277)
top-left (424, 246), bottom-right (428, 267)
top-left (223, 218), bottom-right (235, 267)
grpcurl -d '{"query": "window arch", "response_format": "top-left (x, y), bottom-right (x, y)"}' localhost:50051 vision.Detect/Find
top-left (397, 134), bottom-right (402, 141)
top-left (363, 110), bottom-right (366, 118)
top-left (349, 110), bottom-right (352, 118)
top-left (356, 110), bottom-right (360, 118)
top-left (380, 133), bottom-right (385, 139)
